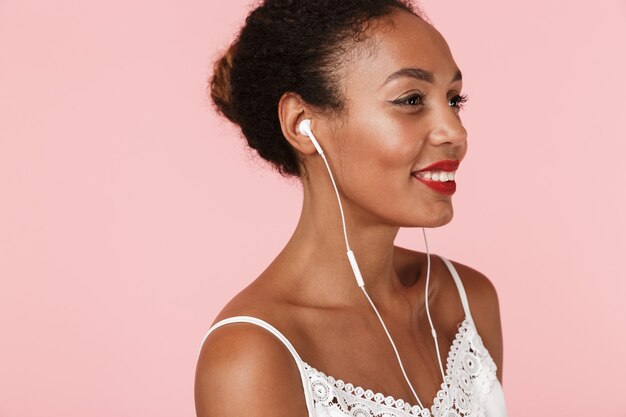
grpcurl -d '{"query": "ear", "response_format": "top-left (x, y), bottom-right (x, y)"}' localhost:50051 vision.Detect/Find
top-left (277, 92), bottom-right (319, 156)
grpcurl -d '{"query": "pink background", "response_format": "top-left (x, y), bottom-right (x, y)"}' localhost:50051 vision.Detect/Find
top-left (1, 0), bottom-right (625, 416)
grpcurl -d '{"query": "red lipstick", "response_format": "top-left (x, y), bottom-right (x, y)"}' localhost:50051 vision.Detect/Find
top-left (413, 159), bottom-right (460, 173)
top-left (411, 159), bottom-right (459, 196)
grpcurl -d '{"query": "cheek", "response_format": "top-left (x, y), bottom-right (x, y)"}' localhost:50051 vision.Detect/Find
top-left (337, 114), bottom-right (427, 212)
top-left (350, 110), bottom-right (425, 176)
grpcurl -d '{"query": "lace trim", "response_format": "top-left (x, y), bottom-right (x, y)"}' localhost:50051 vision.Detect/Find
top-left (302, 318), bottom-right (498, 417)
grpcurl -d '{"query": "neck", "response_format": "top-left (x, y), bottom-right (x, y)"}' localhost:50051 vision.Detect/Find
top-left (273, 176), bottom-right (412, 308)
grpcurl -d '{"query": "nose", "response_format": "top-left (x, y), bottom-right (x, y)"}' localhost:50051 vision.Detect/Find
top-left (427, 106), bottom-right (467, 147)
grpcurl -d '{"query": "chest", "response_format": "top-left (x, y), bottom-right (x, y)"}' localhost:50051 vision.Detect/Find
top-left (301, 318), bottom-right (498, 417)
top-left (292, 281), bottom-right (468, 405)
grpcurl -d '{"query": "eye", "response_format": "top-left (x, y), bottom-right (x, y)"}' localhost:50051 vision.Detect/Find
top-left (392, 91), bottom-right (425, 107)
top-left (449, 93), bottom-right (469, 111)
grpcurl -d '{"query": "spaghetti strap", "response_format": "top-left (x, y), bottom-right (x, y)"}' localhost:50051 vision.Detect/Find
top-left (197, 315), bottom-right (316, 417)
top-left (438, 255), bottom-right (475, 326)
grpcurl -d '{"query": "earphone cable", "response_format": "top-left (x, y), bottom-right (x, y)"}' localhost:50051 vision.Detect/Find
top-left (306, 122), bottom-right (448, 412)
top-left (319, 153), bottom-right (351, 252)
top-left (422, 227), bottom-right (447, 383)
top-left (359, 286), bottom-right (425, 409)
top-left (318, 152), bottom-right (426, 408)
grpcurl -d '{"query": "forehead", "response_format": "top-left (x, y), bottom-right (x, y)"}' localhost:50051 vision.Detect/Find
top-left (345, 9), bottom-right (458, 89)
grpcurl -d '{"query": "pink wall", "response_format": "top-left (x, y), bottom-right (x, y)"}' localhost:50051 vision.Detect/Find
top-left (0, 0), bottom-right (624, 416)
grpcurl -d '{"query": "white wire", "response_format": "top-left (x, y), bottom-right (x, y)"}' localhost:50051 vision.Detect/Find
top-left (359, 286), bottom-right (425, 409)
top-left (311, 131), bottom-right (447, 412)
top-left (319, 153), bottom-right (351, 251)
top-left (422, 227), bottom-right (448, 383)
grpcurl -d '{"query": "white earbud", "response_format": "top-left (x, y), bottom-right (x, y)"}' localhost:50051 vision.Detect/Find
top-left (298, 119), bottom-right (325, 156)
top-left (297, 118), bottom-right (311, 136)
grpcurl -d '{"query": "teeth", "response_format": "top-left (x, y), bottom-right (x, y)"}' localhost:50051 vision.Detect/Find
top-left (415, 170), bottom-right (455, 182)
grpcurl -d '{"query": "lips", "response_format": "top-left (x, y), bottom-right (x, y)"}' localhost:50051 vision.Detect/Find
top-left (412, 174), bottom-right (456, 195)
top-left (413, 159), bottom-right (460, 173)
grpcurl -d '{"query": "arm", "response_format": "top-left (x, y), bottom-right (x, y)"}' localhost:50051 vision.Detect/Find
top-left (194, 322), bottom-right (310, 417)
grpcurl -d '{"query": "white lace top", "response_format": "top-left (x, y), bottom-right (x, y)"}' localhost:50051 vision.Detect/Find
top-left (199, 254), bottom-right (509, 417)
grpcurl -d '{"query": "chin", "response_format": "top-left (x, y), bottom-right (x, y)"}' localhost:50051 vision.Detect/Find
top-left (414, 208), bottom-right (454, 228)
top-left (435, 215), bottom-right (454, 227)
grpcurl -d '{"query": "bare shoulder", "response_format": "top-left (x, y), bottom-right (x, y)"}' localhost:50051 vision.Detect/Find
top-left (446, 257), bottom-right (505, 385)
top-left (445, 258), bottom-right (501, 319)
top-left (194, 319), bottom-right (309, 417)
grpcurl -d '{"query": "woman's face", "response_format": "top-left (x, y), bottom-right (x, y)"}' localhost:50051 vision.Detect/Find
top-left (326, 9), bottom-right (468, 228)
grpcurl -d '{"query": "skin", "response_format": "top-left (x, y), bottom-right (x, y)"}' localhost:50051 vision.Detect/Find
top-left (195, 8), bottom-right (504, 417)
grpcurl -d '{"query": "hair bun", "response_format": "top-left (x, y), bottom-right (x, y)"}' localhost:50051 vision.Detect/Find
top-left (210, 40), bottom-right (239, 124)
top-left (207, 0), bottom-right (418, 179)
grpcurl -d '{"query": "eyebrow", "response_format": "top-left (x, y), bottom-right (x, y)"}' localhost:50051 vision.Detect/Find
top-left (379, 67), bottom-right (463, 88)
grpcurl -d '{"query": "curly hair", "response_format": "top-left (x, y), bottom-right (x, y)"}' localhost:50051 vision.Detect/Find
top-left (209, 0), bottom-right (423, 179)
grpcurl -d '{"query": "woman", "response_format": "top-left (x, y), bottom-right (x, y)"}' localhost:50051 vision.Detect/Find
top-left (195, 1), bottom-right (508, 416)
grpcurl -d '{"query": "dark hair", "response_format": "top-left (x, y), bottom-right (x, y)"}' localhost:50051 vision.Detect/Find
top-left (209, 0), bottom-right (422, 179)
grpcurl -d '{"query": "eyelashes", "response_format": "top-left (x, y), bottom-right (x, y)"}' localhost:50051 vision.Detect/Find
top-left (392, 91), bottom-right (426, 107)
top-left (392, 91), bottom-right (469, 111)
top-left (450, 93), bottom-right (469, 110)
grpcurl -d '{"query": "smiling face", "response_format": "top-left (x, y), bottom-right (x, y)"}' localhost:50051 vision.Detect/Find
top-left (324, 8), bottom-right (468, 228)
